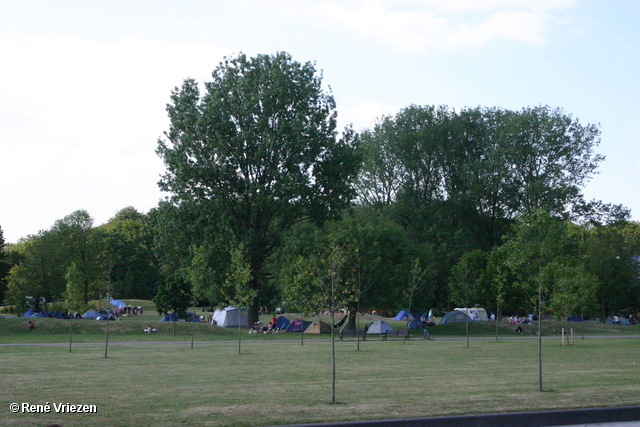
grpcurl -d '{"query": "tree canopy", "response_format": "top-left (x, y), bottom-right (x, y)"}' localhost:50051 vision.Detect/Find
top-left (156, 52), bottom-right (360, 323)
top-left (3, 52), bottom-right (639, 323)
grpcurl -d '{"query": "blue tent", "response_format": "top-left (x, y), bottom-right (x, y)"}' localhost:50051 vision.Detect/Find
top-left (96, 314), bottom-right (116, 321)
top-left (47, 310), bottom-right (64, 319)
top-left (185, 312), bottom-right (201, 322)
top-left (24, 309), bottom-right (47, 317)
top-left (161, 312), bottom-right (179, 321)
top-left (394, 310), bottom-right (407, 321)
top-left (275, 316), bottom-right (291, 329)
top-left (110, 299), bottom-right (126, 308)
top-left (567, 314), bottom-right (584, 322)
top-left (161, 311), bottom-right (201, 322)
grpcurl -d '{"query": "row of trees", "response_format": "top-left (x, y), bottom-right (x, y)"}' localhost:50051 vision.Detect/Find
top-left (1, 52), bottom-right (638, 323)
top-left (0, 208), bottom-right (160, 313)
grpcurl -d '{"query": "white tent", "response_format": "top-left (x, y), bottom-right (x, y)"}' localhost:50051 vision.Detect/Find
top-left (211, 306), bottom-right (248, 327)
top-left (454, 307), bottom-right (488, 321)
top-left (366, 319), bottom-right (393, 334)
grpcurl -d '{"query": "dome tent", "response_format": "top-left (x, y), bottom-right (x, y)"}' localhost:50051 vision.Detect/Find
top-left (366, 319), bottom-right (393, 334)
top-left (454, 307), bottom-right (488, 321)
top-left (285, 318), bottom-right (312, 332)
top-left (81, 309), bottom-right (100, 319)
top-left (439, 310), bottom-right (471, 324)
top-left (305, 320), bottom-right (332, 334)
top-left (211, 306), bottom-right (248, 327)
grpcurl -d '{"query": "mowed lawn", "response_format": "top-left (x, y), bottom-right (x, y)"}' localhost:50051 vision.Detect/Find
top-left (2, 335), bottom-right (640, 427)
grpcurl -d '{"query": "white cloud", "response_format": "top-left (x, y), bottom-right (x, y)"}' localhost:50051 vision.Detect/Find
top-left (259, 0), bottom-right (573, 52)
top-left (343, 102), bottom-right (399, 131)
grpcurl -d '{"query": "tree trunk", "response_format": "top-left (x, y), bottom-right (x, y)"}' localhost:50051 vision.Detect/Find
top-left (538, 289), bottom-right (543, 392)
top-left (104, 317), bottom-right (110, 359)
top-left (347, 310), bottom-right (357, 330)
top-left (69, 316), bottom-right (73, 353)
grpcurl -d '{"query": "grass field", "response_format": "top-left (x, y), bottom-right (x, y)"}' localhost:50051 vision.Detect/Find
top-left (2, 304), bottom-right (640, 427)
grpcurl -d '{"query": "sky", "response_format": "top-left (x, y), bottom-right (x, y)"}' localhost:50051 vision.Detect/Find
top-left (1, 0), bottom-right (639, 243)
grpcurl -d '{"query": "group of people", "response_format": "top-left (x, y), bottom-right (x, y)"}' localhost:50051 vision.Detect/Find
top-left (250, 316), bottom-right (279, 334)
top-left (508, 314), bottom-right (536, 324)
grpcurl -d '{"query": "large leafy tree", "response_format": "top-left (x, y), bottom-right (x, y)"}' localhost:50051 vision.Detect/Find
top-left (153, 272), bottom-right (192, 335)
top-left (4, 230), bottom-right (66, 311)
top-left (97, 207), bottom-right (160, 300)
top-left (156, 52), bottom-right (360, 324)
top-left (52, 210), bottom-right (101, 304)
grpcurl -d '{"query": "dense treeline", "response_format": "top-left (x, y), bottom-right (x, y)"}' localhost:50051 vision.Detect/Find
top-left (1, 53), bottom-right (638, 321)
top-left (0, 208), bottom-right (161, 313)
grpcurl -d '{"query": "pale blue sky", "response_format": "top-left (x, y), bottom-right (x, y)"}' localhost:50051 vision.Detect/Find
top-left (1, 0), bottom-right (638, 242)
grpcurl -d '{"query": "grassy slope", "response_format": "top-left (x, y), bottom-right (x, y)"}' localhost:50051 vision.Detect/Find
top-left (2, 304), bottom-right (639, 344)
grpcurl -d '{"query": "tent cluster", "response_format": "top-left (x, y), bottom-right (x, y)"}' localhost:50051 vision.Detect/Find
top-left (258, 316), bottom-right (331, 333)
top-left (160, 311), bottom-right (201, 322)
top-left (23, 308), bottom-right (116, 320)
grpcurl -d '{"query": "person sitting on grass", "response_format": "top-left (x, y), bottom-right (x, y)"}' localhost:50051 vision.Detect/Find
top-left (146, 325), bottom-right (154, 333)
top-left (27, 321), bottom-right (35, 330)
top-left (514, 324), bottom-right (524, 334)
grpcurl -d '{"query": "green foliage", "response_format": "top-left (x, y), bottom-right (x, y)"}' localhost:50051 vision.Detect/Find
top-left (449, 249), bottom-right (487, 307)
top-left (501, 209), bottom-right (571, 312)
top-left (4, 230), bottom-right (65, 310)
top-left (549, 263), bottom-right (598, 319)
top-left (156, 52), bottom-right (361, 323)
top-left (51, 210), bottom-right (101, 304)
top-left (226, 244), bottom-right (256, 310)
top-left (97, 207), bottom-right (160, 300)
top-left (62, 262), bottom-right (89, 314)
top-left (152, 272), bottom-right (191, 316)
top-left (6, 60), bottom-right (639, 322)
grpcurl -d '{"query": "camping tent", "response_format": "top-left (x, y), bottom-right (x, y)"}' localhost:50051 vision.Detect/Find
top-left (285, 318), bottom-right (312, 332)
top-left (185, 311), bottom-right (201, 322)
top-left (453, 307), bottom-right (488, 321)
top-left (24, 309), bottom-right (46, 317)
top-left (211, 306), bottom-right (248, 327)
top-left (82, 309), bottom-right (100, 319)
top-left (275, 316), bottom-right (291, 330)
top-left (394, 309), bottom-right (424, 322)
top-left (110, 298), bottom-right (126, 309)
top-left (47, 310), bottom-right (64, 319)
top-left (366, 319), bottom-right (393, 334)
top-left (161, 312), bottom-right (178, 321)
top-left (394, 310), bottom-right (407, 321)
top-left (439, 310), bottom-right (470, 324)
top-left (96, 314), bottom-right (116, 321)
top-left (305, 320), bottom-right (332, 334)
